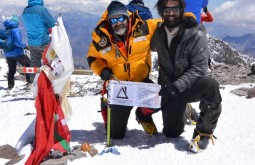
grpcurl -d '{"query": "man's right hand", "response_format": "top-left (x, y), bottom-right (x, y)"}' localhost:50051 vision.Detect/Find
top-left (159, 84), bottom-right (179, 97)
top-left (100, 68), bottom-right (112, 80)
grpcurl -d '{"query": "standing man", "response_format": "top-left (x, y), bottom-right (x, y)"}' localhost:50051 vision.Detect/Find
top-left (184, 0), bottom-right (204, 23)
top-left (151, 0), bottom-right (222, 152)
top-left (22, 0), bottom-right (55, 83)
top-left (87, 1), bottom-right (159, 139)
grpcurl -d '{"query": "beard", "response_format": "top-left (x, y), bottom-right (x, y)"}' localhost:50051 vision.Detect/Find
top-left (113, 24), bottom-right (127, 36)
top-left (163, 15), bottom-right (181, 29)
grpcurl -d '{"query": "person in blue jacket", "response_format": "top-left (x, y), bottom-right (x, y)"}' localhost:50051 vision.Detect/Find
top-left (3, 16), bottom-right (31, 89)
top-left (22, 0), bottom-right (55, 82)
top-left (126, 0), bottom-right (153, 20)
top-left (185, 0), bottom-right (207, 24)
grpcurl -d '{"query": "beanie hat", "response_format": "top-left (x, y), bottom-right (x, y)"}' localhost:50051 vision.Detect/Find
top-left (107, 1), bottom-right (129, 21)
top-left (11, 15), bottom-right (19, 23)
top-left (131, 0), bottom-right (144, 6)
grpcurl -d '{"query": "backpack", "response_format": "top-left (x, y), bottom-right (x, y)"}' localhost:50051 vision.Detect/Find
top-left (0, 29), bottom-right (14, 52)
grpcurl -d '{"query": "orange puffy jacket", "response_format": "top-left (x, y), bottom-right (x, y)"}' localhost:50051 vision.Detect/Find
top-left (87, 11), bottom-right (159, 82)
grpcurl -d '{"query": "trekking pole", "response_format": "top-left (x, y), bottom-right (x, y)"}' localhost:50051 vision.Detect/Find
top-left (105, 76), bottom-right (121, 146)
top-left (106, 105), bottom-right (111, 147)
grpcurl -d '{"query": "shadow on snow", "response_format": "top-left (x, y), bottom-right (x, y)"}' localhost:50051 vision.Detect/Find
top-left (70, 122), bottom-right (190, 152)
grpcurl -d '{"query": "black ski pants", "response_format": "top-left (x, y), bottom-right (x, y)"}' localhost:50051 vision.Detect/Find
top-left (109, 104), bottom-right (133, 139)
top-left (108, 77), bottom-right (159, 139)
top-left (161, 76), bottom-right (222, 138)
top-left (6, 54), bottom-right (31, 88)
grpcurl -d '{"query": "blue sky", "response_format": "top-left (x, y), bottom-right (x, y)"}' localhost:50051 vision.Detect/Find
top-left (1, 0), bottom-right (254, 37)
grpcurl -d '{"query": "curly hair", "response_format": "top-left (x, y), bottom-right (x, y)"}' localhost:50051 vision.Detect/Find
top-left (155, 0), bottom-right (186, 18)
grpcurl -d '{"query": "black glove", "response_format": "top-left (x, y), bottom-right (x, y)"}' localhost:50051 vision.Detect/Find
top-left (159, 84), bottom-right (179, 97)
top-left (24, 46), bottom-right (29, 50)
top-left (100, 68), bottom-right (112, 80)
top-left (203, 7), bottom-right (208, 13)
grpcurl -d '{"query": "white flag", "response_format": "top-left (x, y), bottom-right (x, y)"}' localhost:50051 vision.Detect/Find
top-left (108, 80), bottom-right (161, 108)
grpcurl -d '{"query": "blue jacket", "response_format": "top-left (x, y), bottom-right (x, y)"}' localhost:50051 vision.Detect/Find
top-left (3, 19), bottom-right (26, 57)
top-left (185, 0), bottom-right (207, 23)
top-left (126, 0), bottom-right (152, 20)
top-left (22, 0), bottom-right (55, 46)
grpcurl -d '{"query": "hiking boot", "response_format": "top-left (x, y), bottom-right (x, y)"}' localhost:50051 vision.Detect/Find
top-left (138, 119), bottom-right (158, 135)
top-left (25, 83), bottom-right (32, 91)
top-left (7, 85), bottom-right (14, 90)
top-left (189, 129), bottom-right (214, 153)
top-left (136, 108), bottom-right (157, 135)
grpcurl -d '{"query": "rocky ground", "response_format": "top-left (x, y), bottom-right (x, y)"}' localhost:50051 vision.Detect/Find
top-left (6, 63), bottom-right (255, 98)
top-left (209, 64), bottom-right (255, 98)
top-left (69, 64), bottom-right (255, 98)
top-left (150, 64), bottom-right (255, 98)
top-left (209, 64), bottom-right (255, 85)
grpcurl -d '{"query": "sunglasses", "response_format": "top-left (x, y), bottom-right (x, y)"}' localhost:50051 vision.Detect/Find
top-left (109, 16), bottom-right (126, 24)
top-left (163, 6), bottom-right (180, 14)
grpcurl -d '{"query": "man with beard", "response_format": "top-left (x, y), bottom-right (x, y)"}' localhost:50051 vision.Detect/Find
top-left (151, 0), bottom-right (222, 152)
top-left (87, 1), bottom-right (160, 139)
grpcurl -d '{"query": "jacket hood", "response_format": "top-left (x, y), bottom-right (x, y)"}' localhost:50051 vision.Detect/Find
top-left (3, 19), bottom-right (19, 29)
top-left (28, 0), bottom-right (44, 6)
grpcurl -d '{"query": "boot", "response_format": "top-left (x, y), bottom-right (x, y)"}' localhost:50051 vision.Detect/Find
top-left (189, 128), bottom-right (213, 153)
top-left (136, 108), bottom-right (157, 135)
top-left (189, 102), bottom-right (222, 153)
top-left (7, 76), bottom-right (15, 89)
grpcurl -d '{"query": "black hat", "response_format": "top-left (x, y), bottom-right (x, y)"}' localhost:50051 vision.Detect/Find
top-left (107, 1), bottom-right (129, 21)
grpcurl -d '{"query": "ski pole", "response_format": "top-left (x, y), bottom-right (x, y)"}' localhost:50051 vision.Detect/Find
top-left (106, 105), bottom-right (111, 147)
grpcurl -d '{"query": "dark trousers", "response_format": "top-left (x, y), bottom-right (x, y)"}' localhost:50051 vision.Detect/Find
top-left (109, 105), bottom-right (133, 139)
top-left (109, 77), bottom-right (159, 139)
top-left (28, 45), bottom-right (48, 82)
top-left (6, 55), bottom-right (31, 88)
top-left (161, 76), bottom-right (222, 138)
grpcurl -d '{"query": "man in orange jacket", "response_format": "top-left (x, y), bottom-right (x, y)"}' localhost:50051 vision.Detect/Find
top-left (87, 1), bottom-right (160, 139)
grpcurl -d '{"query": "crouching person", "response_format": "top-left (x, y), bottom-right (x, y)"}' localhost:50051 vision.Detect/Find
top-left (87, 1), bottom-right (160, 139)
top-left (151, 0), bottom-right (222, 152)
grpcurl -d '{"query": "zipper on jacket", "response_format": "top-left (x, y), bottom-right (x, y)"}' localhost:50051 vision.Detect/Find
top-left (128, 46), bottom-right (132, 55)
top-left (123, 62), bottom-right (130, 72)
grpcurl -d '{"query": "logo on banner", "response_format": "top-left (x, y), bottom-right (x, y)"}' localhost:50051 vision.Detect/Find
top-left (116, 86), bottom-right (128, 99)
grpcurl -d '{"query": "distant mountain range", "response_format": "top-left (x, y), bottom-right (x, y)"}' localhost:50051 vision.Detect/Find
top-left (208, 35), bottom-right (255, 65)
top-left (0, 6), bottom-right (100, 69)
top-left (222, 33), bottom-right (255, 58)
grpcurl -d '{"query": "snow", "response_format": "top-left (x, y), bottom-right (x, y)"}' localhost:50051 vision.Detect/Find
top-left (1, 59), bottom-right (255, 165)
